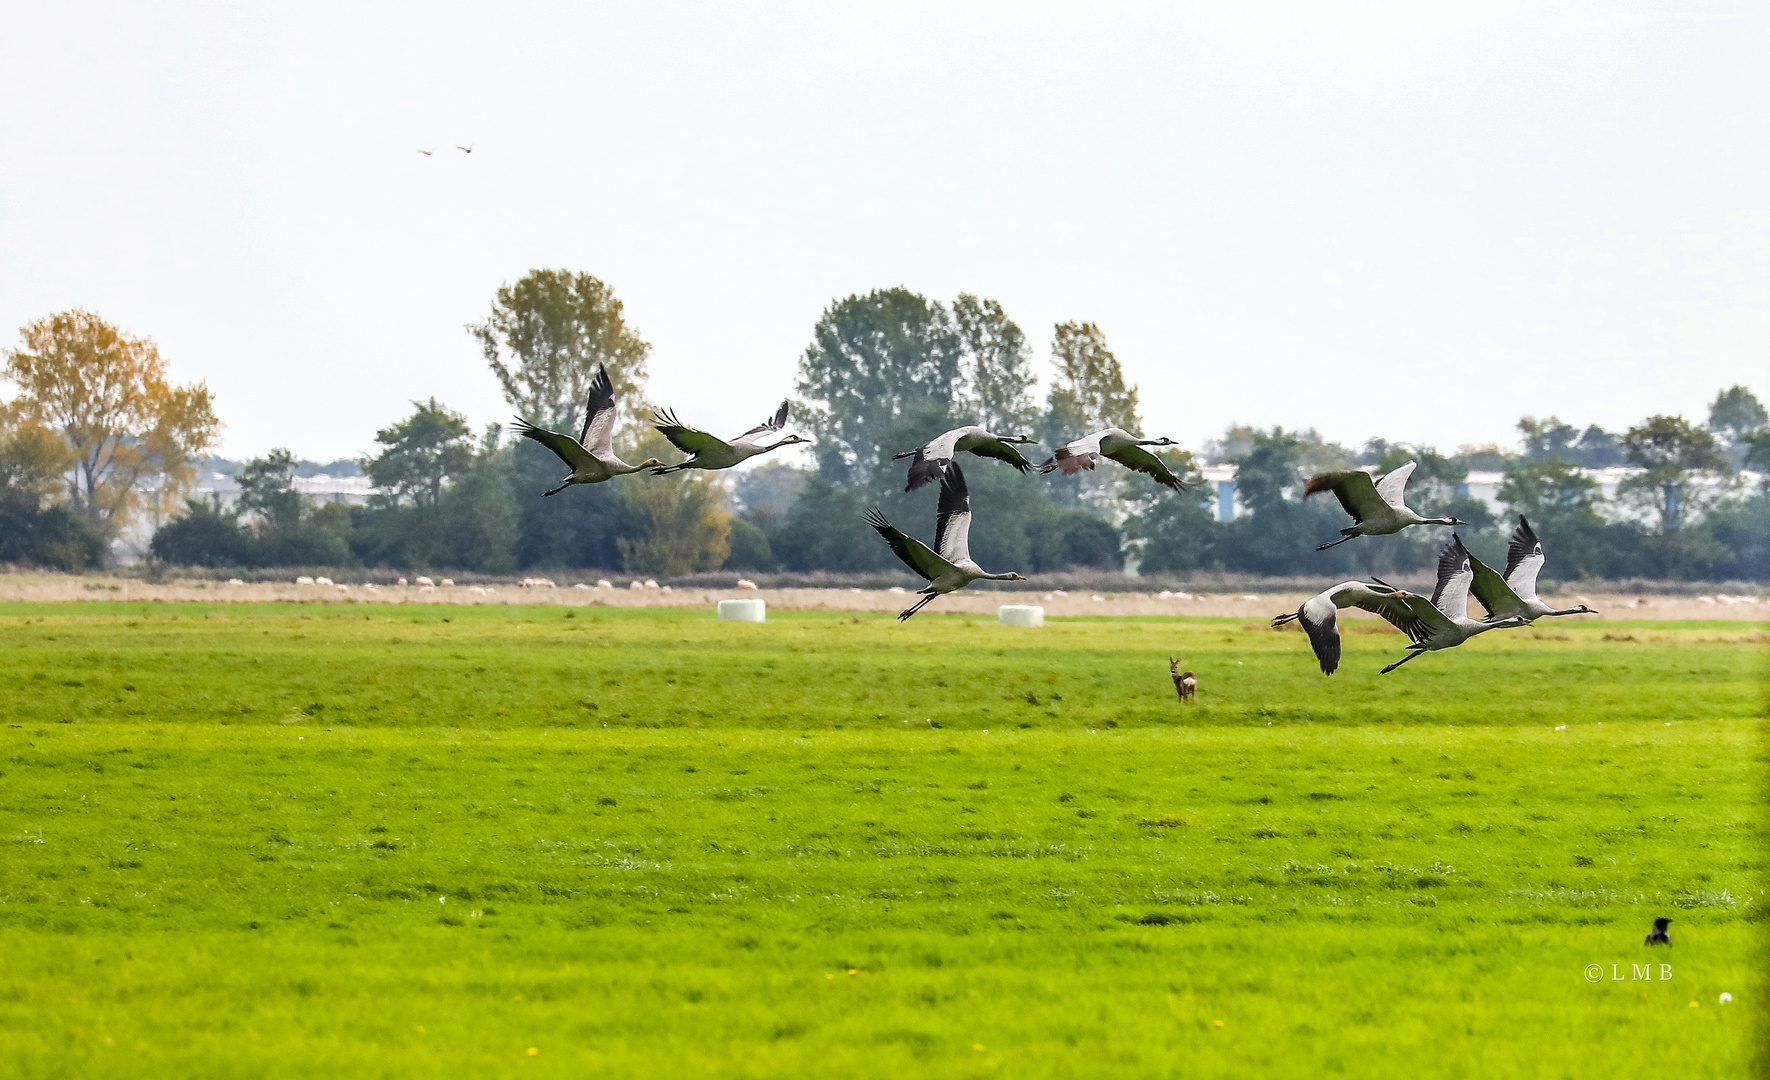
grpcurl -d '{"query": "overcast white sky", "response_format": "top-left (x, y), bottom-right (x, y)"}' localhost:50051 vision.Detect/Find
top-left (2, 2), bottom-right (1764, 462)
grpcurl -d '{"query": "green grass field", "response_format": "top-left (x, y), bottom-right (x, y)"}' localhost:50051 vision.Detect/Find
top-left (1, 602), bottom-right (1764, 1078)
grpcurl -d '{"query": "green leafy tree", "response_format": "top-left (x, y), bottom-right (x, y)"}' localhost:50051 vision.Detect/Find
top-left (470, 270), bottom-right (650, 430)
top-left (235, 448), bottom-right (352, 567)
top-left (236, 449), bottom-right (305, 535)
top-left (1123, 448), bottom-right (1214, 573)
top-left (617, 429), bottom-right (732, 576)
top-left (795, 288), bottom-right (964, 484)
top-left (1619, 415), bottom-right (1731, 532)
top-left (1497, 457), bottom-right (1605, 532)
top-left (953, 294), bottom-right (1036, 434)
top-left (1494, 456), bottom-right (1639, 580)
top-left (1043, 321), bottom-right (1139, 441)
top-left (1707, 385), bottom-right (1768, 468)
top-left (5, 309), bottom-right (219, 536)
top-left (363, 399), bottom-right (474, 509)
top-left (435, 428), bottom-right (519, 573)
top-left (1518, 416), bottom-right (1580, 462)
top-left (1707, 385), bottom-right (1767, 443)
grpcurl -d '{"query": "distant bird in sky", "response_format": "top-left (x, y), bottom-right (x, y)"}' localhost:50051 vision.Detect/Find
top-left (895, 425), bottom-right (1037, 491)
top-left (1466, 516), bottom-right (1600, 622)
top-left (513, 364), bottom-right (663, 495)
top-left (1169, 656), bottom-right (1197, 703)
top-left (1040, 428), bottom-right (1192, 490)
top-left (456, 143), bottom-right (474, 153)
top-left (651, 401), bottom-right (809, 474)
top-left (866, 462), bottom-right (1025, 620)
top-left (1645, 917), bottom-right (1671, 946)
top-left (1304, 461), bottom-right (1466, 550)
top-left (416, 148), bottom-right (434, 156)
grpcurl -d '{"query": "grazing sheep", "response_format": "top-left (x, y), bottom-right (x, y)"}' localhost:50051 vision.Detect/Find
top-left (573, 582), bottom-right (591, 590)
top-left (596, 579), bottom-right (613, 589)
top-left (227, 578), bottom-right (245, 586)
top-left (887, 586), bottom-right (906, 595)
top-left (296, 576), bottom-right (315, 586)
top-left (660, 585), bottom-right (673, 594)
top-left (644, 579), bottom-right (660, 589)
top-left (397, 577), bottom-right (408, 586)
top-left (440, 578), bottom-right (454, 586)
top-left (419, 585), bottom-right (435, 594)
top-left (630, 580), bottom-right (645, 591)
top-left (737, 579), bottom-right (758, 590)
top-left (415, 576), bottom-right (434, 587)
top-left (1170, 657), bottom-right (1197, 704)
top-left (315, 576), bottom-right (334, 587)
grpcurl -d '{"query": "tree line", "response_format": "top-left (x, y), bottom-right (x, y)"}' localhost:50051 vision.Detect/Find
top-left (2, 271), bottom-right (1766, 582)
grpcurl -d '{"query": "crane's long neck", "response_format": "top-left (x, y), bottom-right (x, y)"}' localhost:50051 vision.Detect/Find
top-left (1427, 516), bottom-right (1459, 526)
top-left (762, 437), bottom-right (798, 452)
top-left (982, 572), bottom-right (1021, 581)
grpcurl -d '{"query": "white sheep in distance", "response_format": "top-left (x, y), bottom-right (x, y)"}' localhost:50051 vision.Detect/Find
top-left (314, 576), bottom-right (334, 587)
top-left (737, 579), bottom-right (758, 590)
top-left (415, 576), bottom-right (434, 587)
top-left (573, 582), bottom-right (591, 590)
top-left (644, 579), bottom-right (660, 589)
top-left (629, 580), bottom-right (645, 591)
top-left (397, 577), bottom-right (408, 586)
top-left (596, 579), bottom-right (613, 589)
top-left (440, 578), bottom-right (455, 586)
top-left (296, 576), bottom-right (315, 585)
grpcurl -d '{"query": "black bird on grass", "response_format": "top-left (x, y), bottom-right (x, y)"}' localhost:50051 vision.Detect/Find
top-left (1645, 917), bottom-right (1671, 946)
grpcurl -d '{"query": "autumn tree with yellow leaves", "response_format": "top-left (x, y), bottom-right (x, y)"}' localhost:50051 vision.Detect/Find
top-left (4, 310), bottom-right (219, 536)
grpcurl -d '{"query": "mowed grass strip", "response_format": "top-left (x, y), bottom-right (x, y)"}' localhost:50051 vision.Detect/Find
top-left (0, 604), bottom-right (1764, 1078)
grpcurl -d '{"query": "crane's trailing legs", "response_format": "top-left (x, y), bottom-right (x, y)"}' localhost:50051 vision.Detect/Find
top-left (898, 593), bottom-right (939, 621)
top-left (1380, 649), bottom-right (1427, 674)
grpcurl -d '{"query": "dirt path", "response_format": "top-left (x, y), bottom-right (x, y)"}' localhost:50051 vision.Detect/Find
top-left (3, 573), bottom-right (1761, 621)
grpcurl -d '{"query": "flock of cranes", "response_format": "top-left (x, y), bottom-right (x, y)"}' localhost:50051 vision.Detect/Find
top-left (518, 364), bottom-right (1593, 671)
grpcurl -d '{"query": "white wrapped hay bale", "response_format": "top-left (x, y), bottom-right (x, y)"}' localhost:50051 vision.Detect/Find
top-left (718, 599), bottom-right (767, 622)
top-left (998, 605), bottom-right (1044, 628)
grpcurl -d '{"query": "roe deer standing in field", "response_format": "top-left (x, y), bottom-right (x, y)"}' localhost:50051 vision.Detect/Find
top-left (1170, 657), bottom-right (1197, 704)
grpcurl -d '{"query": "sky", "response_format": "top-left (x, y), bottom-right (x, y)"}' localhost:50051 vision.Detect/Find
top-left (2, 2), bottom-right (1764, 463)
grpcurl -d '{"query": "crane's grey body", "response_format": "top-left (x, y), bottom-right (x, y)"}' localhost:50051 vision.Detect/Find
top-left (894, 425), bottom-right (1036, 491)
top-left (651, 401), bottom-right (809, 474)
top-left (1039, 427), bottom-right (1191, 490)
top-left (1272, 579), bottom-right (1422, 675)
top-left (513, 364), bottom-right (663, 496)
top-left (1274, 536), bottom-right (1527, 674)
top-left (1467, 516), bottom-right (1599, 622)
top-left (1305, 461), bottom-right (1465, 549)
top-left (865, 462), bottom-right (1025, 620)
